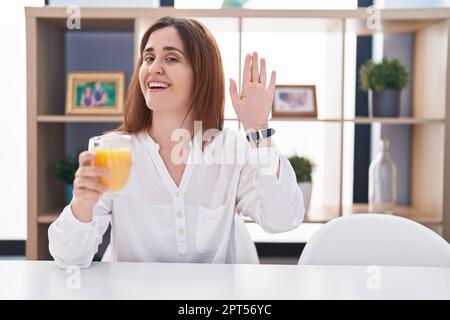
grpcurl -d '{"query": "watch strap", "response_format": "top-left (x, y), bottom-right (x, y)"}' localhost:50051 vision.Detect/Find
top-left (246, 128), bottom-right (275, 143)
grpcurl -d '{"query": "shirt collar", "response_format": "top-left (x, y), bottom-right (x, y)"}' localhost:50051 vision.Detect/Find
top-left (137, 130), bottom-right (160, 152)
top-left (137, 128), bottom-right (227, 153)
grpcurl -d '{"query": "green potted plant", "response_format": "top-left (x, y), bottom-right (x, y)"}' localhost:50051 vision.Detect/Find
top-left (52, 155), bottom-right (78, 205)
top-left (288, 155), bottom-right (314, 216)
top-left (359, 58), bottom-right (409, 117)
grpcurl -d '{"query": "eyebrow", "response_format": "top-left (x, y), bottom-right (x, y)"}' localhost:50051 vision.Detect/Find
top-left (143, 46), bottom-right (184, 56)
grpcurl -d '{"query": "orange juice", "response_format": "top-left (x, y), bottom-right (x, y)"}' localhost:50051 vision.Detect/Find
top-left (94, 148), bottom-right (132, 191)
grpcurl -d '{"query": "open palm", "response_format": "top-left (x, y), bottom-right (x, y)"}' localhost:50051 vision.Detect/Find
top-left (229, 52), bottom-right (276, 132)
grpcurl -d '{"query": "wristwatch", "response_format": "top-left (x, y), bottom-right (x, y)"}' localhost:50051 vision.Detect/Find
top-left (246, 128), bottom-right (276, 146)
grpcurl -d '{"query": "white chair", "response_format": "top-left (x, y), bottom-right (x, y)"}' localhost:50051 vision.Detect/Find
top-left (102, 214), bottom-right (259, 264)
top-left (298, 213), bottom-right (450, 267)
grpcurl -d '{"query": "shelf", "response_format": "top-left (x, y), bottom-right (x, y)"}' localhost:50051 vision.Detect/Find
top-left (26, 7), bottom-right (450, 20)
top-left (37, 115), bottom-right (241, 123)
top-left (243, 203), bottom-right (442, 226)
top-left (245, 221), bottom-right (323, 244)
top-left (28, 15), bottom-right (135, 32)
top-left (37, 115), bottom-right (123, 123)
top-left (345, 17), bottom-right (440, 36)
top-left (26, 7), bottom-right (450, 36)
top-left (37, 210), bottom-right (60, 224)
top-left (40, 207), bottom-right (335, 225)
top-left (41, 205), bottom-right (441, 226)
top-left (270, 117), bottom-right (341, 122)
top-left (40, 207), bottom-right (339, 225)
top-left (344, 204), bottom-right (442, 225)
top-left (242, 205), bottom-right (339, 224)
top-left (269, 117), bottom-right (446, 124)
top-left (41, 117), bottom-right (437, 125)
top-left (346, 117), bottom-right (445, 124)
top-left (305, 206), bottom-right (339, 223)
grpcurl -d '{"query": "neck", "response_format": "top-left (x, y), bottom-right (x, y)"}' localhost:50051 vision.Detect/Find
top-left (148, 109), bottom-right (194, 152)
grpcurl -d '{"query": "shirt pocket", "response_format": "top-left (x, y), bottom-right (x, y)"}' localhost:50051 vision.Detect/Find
top-left (196, 200), bottom-right (230, 254)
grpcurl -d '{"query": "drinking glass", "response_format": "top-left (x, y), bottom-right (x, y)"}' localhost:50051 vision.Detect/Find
top-left (88, 132), bottom-right (132, 193)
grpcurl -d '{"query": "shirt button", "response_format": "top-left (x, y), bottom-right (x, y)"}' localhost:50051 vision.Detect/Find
top-left (178, 229), bottom-right (184, 235)
top-left (177, 211), bottom-right (182, 218)
top-left (175, 191), bottom-right (180, 198)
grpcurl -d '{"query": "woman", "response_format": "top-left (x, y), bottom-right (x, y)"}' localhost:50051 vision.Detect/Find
top-left (80, 87), bottom-right (93, 107)
top-left (49, 16), bottom-right (304, 268)
top-left (93, 82), bottom-right (107, 106)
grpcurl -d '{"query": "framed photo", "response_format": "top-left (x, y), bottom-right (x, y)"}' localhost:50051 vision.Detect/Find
top-left (272, 85), bottom-right (317, 118)
top-left (65, 72), bottom-right (125, 115)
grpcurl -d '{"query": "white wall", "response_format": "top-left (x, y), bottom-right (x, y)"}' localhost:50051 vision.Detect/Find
top-left (0, 1), bottom-right (44, 240)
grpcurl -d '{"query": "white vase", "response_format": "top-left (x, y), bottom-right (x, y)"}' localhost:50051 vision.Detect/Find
top-left (298, 182), bottom-right (312, 214)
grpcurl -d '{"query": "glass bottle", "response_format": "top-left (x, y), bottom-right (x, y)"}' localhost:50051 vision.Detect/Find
top-left (368, 139), bottom-right (397, 214)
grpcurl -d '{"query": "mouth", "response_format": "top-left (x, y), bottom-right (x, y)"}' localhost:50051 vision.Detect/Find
top-left (148, 81), bottom-right (171, 93)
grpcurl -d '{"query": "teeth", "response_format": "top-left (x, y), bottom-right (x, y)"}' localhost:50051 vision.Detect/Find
top-left (149, 82), bottom-right (169, 88)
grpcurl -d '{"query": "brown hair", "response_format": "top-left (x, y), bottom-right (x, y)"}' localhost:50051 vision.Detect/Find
top-left (117, 16), bottom-right (224, 139)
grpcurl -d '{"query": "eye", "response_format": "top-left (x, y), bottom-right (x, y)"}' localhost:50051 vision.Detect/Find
top-left (166, 56), bottom-right (178, 63)
top-left (144, 56), bottom-right (154, 64)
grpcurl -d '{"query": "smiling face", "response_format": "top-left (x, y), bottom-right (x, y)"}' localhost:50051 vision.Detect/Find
top-left (118, 17), bottom-right (224, 136)
top-left (139, 27), bottom-right (194, 115)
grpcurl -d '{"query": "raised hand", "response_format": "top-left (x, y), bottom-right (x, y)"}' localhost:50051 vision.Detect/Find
top-left (229, 52), bottom-right (276, 132)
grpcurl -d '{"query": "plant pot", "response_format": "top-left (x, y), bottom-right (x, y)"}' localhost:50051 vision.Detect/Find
top-left (298, 182), bottom-right (312, 216)
top-left (66, 184), bottom-right (73, 205)
top-left (369, 89), bottom-right (400, 117)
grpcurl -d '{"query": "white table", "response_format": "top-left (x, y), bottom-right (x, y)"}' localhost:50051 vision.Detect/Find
top-left (0, 261), bottom-right (449, 300)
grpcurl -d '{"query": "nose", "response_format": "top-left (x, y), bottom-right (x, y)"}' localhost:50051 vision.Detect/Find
top-left (147, 58), bottom-right (164, 75)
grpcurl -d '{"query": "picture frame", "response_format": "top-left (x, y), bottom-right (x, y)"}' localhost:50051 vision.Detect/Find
top-left (65, 71), bottom-right (126, 115)
top-left (272, 85), bottom-right (318, 118)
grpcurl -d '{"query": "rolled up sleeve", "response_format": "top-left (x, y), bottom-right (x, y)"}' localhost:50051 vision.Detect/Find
top-left (48, 194), bottom-right (112, 269)
top-left (236, 145), bottom-right (305, 233)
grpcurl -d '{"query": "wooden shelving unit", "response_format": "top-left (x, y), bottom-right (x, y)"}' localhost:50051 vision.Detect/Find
top-left (26, 7), bottom-right (450, 259)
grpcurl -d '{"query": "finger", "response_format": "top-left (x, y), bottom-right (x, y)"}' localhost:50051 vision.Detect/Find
top-left (259, 58), bottom-right (267, 86)
top-left (229, 78), bottom-right (240, 107)
top-left (75, 166), bottom-right (108, 178)
top-left (79, 151), bottom-right (95, 166)
top-left (242, 53), bottom-right (251, 85)
top-left (74, 177), bottom-right (107, 192)
top-left (251, 52), bottom-right (259, 82)
top-left (74, 177), bottom-right (107, 193)
top-left (73, 188), bottom-right (103, 200)
top-left (268, 70), bottom-right (277, 93)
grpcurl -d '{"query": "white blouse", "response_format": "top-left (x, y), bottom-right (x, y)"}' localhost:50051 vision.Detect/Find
top-left (48, 129), bottom-right (305, 268)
